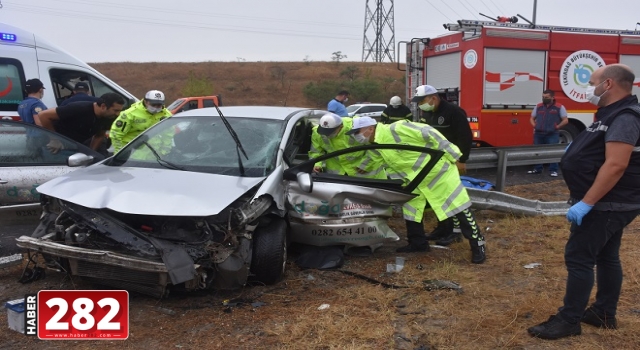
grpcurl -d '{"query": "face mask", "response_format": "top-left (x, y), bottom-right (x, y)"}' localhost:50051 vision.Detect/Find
top-left (542, 98), bottom-right (552, 105)
top-left (586, 81), bottom-right (607, 106)
top-left (343, 97), bottom-right (348, 103)
top-left (146, 106), bottom-right (162, 114)
top-left (326, 130), bottom-right (339, 139)
top-left (419, 102), bottom-right (435, 112)
top-left (354, 132), bottom-right (369, 144)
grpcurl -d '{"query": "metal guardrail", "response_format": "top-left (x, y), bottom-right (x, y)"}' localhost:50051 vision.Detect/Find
top-left (466, 144), bottom-right (566, 191)
top-left (467, 188), bottom-right (569, 216)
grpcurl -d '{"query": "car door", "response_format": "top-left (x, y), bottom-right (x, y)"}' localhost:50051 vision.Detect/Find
top-left (355, 106), bottom-right (375, 117)
top-left (0, 120), bottom-right (104, 222)
top-left (283, 137), bottom-right (444, 247)
top-left (369, 105), bottom-right (387, 120)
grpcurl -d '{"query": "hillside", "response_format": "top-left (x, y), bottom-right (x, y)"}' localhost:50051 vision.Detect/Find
top-left (91, 61), bottom-right (407, 108)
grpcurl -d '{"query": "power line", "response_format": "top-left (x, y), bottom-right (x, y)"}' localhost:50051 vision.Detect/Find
top-left (40, 0), bottom-right (361, 31)
top-left (439, 0), bottom-right (465, 20)
top-left (422, 0), bottom-right (454, 22)
top-left (478, 0), bottom-right (497, 16)
top-left (5, 0), bottom-right (441, 42)
top-left (454, 0), bottom-right (479, 19)
top-left (461, 0), bottom-right (483, 18)
top-left (4, 4), bottom-right (362, 41)
top-left (488, 0), bottom-right (509, 15)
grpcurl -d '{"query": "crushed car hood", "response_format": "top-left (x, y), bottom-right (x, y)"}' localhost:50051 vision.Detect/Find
top-left (37, 165), bottom-right (265, 216)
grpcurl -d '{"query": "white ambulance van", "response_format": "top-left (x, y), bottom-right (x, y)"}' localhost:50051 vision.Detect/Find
top-left (0, 22), bottom-right (137, 120)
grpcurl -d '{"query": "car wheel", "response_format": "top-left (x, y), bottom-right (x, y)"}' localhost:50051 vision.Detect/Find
top-left (250, 217), bottom-right (287, 285)
top-left (559, 123), bottom-right (580, 144)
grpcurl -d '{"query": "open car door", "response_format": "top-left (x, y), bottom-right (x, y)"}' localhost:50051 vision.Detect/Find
top-left (283, 143), bottom-right (444, 247)
top-left (0, 120), bottom-right (104, 225)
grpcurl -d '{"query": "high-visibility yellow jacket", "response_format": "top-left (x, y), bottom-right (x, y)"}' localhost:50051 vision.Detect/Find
top-left (309, 117), bottom-right (385, 179)
top-left (110, 101), bottom-right (172, 152)
top-left (373, 120), bottom-right (471, 221)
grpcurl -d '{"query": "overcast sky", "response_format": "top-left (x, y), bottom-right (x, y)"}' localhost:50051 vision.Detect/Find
top-left (2, 0), bottom-right (639, 63)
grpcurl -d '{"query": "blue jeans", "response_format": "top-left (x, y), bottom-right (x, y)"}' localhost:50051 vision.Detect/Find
top-left (533, 133), bottom-right (559, 172)
top-left (558, 209), bottom-right (640, 323)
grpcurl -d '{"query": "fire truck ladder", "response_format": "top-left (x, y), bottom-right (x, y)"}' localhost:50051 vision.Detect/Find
top-left (444, 19), bottom-right (640, 36)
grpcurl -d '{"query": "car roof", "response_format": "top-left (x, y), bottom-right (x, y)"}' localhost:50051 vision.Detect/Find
top-left (173, 106), bottom-right (318, 120)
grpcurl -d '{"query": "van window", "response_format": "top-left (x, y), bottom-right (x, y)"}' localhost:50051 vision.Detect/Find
top-left (49, 69), bottom-right (131, 108)
top-left (0, 58), bottom-right (26, 112)
top-left (203, 99), bottom-right (215, 107)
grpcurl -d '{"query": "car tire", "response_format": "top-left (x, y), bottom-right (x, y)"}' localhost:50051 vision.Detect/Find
top-left (559, 123), bottom-right (580, 144)
top-left (250, 217), bottom-right (287, 285)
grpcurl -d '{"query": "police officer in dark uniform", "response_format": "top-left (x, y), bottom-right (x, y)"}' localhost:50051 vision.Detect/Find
top-left (528, 64), bottom-right (640, 340)
top-left (60, 81), bottom-right (101, 106)
top-left (412, 85), bottom-right (473, 246)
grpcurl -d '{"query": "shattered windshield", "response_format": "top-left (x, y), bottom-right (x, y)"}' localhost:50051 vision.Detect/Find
top-left (108, 116), bottom-right (284, 177)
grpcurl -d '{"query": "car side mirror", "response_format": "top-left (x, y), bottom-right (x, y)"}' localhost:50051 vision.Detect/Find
top-left (67, 153), bottom-right (94, 167)
top-left (296, 172), bottom-right (313, 193)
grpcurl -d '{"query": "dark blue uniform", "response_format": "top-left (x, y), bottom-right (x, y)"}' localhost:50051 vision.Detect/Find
top-left (17, 97), bottom-right (47, 124)
top-left (60, 93), bottom-right (100, 106)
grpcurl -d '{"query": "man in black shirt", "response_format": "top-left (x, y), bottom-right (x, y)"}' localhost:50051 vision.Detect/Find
top-left (412, 85), bottom-right (474, 246)
top-left (36, 93), bottom-right (125, 155)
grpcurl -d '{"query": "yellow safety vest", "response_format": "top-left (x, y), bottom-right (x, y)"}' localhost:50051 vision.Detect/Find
top-left (373, 120), bottom-right (471, 221)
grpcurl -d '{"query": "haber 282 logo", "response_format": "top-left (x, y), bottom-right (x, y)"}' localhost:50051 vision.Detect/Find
top-left (560, 50), bottom-right (605, 103)
top-left (26, 290), bottom-right (129, 340)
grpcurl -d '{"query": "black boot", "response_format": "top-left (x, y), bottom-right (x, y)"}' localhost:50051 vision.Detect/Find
top-left (435, 232), bottom-right (463, 246)
top-left (469, 240), bottom-right (486, 264)
top-left (396, 220), bottom-right (429, 253)
top-left (424, 217), bottom-right (453, 241)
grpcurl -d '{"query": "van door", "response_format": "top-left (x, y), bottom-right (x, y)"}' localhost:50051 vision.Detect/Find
top-left (0, 44), bottom-right (37, 119)
top-left (0, 58), bottom-right (29, 120)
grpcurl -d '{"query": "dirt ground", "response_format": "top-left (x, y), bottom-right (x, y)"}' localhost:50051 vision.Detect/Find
top-left (2, 180), bottom-right (640, 349)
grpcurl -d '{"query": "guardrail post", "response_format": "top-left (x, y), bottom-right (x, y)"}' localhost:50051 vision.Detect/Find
top-left (495, 149), bottom-right (508, 191)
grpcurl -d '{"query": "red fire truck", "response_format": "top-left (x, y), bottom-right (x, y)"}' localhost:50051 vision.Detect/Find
top-left (403, 19), bottom-right (640, 147)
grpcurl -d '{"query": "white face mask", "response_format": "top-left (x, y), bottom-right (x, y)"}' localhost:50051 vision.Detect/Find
top-left (354, 132), bottom-right (369, 144)
top-left (146, 106), bottom-right (162, 114)
top-left (585, 81), bottom-right (607, 106)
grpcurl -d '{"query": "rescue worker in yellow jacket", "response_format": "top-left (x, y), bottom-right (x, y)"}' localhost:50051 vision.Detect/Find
top-left (110, 90), bottom-right (173, 152)
top-left (309, 113), bottom-right (386, 179)
top-left (347, 116), bottom-right (486, 263)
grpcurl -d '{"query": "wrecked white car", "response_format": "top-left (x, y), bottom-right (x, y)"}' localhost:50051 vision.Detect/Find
top-left (16, 106), bottom-right (443, 297)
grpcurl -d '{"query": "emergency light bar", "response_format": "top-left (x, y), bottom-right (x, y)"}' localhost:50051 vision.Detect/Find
top-left (0, 33), bottom-right (17, 42)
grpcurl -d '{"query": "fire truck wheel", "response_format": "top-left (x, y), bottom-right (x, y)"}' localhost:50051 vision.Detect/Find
top-left (559, 124), bottom-right (580, 144)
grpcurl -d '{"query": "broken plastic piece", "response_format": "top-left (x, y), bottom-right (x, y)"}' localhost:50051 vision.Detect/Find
top-left (386, 264), bottom-right (396, 273)
top-left (317, 304), bottom-right (330, 310)
top-left (524, 263), bottom-right (542, 269)
top-left (395, 257), bottom-right (405, 270)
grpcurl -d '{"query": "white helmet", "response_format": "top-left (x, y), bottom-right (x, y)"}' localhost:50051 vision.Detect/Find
top-left (390, 96), bottom-right (402, 106)
top-left (144, 90), bottom-right (165, 104)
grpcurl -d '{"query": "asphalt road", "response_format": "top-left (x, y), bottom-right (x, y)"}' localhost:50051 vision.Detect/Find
top-left (0, 222), bottom-right (38, 257)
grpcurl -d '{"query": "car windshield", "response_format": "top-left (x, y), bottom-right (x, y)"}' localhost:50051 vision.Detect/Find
top-left (346, 105), bottom-right (360, 113)
top-left (166, 99), bottom-right (185, 111)
top-left (108, 116), bottom-right (284, 177)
